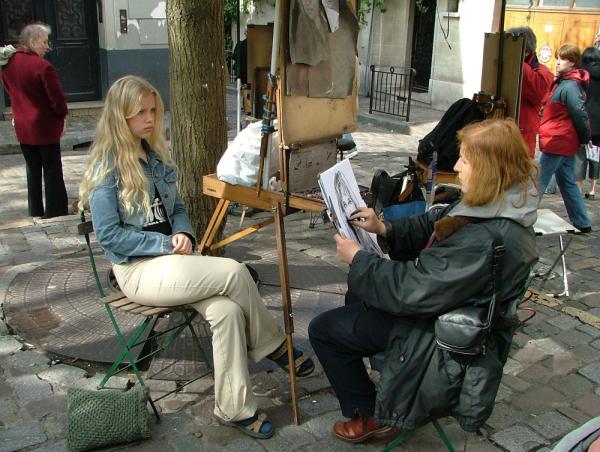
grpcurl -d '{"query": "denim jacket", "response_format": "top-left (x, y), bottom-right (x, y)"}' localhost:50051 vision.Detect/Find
top-left (89, 140), bottom-right (195, 264)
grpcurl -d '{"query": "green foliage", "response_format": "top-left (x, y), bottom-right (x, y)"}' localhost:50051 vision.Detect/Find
top-left (415, 0), bottom-right (429, 14)
top-left (357, 0), bottom-right (387, 26)
top-left (224, 0), bottom-right (277, 48)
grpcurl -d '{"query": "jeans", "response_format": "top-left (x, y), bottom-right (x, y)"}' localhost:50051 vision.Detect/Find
top-left (20, 143), bottom-right (68, 217)
top-left (539, 153), bottom-right (592, 229)
top-left (308, 303), bottom-right (396, 418)
top-left (545, 175), bottom-right (558, 194)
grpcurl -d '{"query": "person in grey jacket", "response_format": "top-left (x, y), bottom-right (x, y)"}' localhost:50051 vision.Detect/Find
top-left (78, 76), bottom-right (314, 440)
top-left (309, 119), bottom-right (539, 443)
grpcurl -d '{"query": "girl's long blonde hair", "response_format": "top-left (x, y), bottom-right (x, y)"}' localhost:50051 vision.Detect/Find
top-left (79, 75), bottom-right (174, 219)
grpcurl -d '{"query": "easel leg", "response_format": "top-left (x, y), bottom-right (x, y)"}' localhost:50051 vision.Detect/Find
top-left (273, 202), bottom-right (300, 425)
top-left (558, 234), bottom-right (569, 297)
top-left (199, 199), bottom-right (230, 253)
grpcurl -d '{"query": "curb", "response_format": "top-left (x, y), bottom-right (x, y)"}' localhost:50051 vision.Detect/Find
top-left (0, 134), bottom-right (96, 155)
top-left (357, 111), bottom-right (411, 135)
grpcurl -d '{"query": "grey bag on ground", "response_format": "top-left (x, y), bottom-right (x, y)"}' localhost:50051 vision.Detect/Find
top-left (67, 385), bottom-right (151, 451)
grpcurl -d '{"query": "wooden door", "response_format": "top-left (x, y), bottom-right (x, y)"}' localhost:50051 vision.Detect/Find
top-left (506, 9), bottom-right (600, 72)
top-left (410, 0), bottom-right (436, 93)
top-left (0, 0), bottom-right (100, 104)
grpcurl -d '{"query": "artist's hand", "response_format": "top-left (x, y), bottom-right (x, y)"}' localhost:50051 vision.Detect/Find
top-left (172, 233), bottom-right (193, 255)
top-left (335, 233), bottom-right (361, 264)
top-left (349, 207), bottom-right (386, 236)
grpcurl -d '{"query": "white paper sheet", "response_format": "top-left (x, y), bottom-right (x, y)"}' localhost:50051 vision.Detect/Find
top-left (318, 159), bottom-right (384, 257)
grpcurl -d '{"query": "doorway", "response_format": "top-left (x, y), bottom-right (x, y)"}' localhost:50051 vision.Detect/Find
top-left (0, 0), bottom-right (100, 104)
top-left (410, 0), bottom-right (435, 93)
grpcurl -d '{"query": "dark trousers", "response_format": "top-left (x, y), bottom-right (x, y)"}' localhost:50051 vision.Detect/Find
top-left (308, 300), bottom-right (395, 418)
top-left (20, 143), bottom-right (68, 218)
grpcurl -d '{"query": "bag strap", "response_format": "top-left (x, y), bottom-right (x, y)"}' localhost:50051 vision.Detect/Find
top-left (425, 219), bottom-right (505, 328)
top-left (479, 222), bottom-right (506, 328)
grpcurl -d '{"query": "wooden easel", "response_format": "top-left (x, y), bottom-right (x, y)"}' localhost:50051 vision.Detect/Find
top-left (199, 0), bottom-right (359, 425)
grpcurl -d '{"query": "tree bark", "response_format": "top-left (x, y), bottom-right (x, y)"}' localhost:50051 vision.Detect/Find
top-left (167, 0), bottom-right (227, 240)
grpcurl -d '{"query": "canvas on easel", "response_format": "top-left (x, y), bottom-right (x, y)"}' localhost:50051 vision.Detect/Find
top-left (481, 33), bottom-right (525, 121)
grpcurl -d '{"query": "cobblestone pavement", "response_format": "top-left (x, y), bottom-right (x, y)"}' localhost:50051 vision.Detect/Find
top-left (1, 91), bottom-right (600, 452)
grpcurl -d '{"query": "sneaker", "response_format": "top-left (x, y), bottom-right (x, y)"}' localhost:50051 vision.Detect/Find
top-left (574, 225), bottom-right (592, 234)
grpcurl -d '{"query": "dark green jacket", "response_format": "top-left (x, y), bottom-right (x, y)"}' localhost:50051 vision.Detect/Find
top-left (348, 187), bottom-right (538, 432)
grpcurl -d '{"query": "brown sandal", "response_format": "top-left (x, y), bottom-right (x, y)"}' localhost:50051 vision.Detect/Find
top-left (217, 412), bottom-right (274, 439)
top-left (268, 342), bottom-right (315, 377)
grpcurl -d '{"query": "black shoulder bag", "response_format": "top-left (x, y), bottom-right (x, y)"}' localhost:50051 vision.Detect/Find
top-left (434, 224), bottom-right (505, 356)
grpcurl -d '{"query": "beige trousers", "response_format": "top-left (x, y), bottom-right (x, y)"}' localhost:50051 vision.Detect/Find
top-left (113, 254), bottom-right (285, 422)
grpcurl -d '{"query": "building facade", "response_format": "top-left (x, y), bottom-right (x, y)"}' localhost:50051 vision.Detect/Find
top-left (235, 0), bottom-right (600, 112)
top-left (0, 0), bottom-right (170, 110)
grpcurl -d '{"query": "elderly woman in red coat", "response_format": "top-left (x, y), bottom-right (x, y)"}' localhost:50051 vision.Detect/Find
top-left (1, 22), bottom-right (68, 218)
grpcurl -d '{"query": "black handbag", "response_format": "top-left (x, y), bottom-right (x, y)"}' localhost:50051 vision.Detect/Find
top-left (369, 158), bottom-right (426, 219)
top-left (434, 224), bottom-right (505, 356)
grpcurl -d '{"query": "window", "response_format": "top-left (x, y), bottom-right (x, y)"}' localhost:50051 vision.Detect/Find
top-left (538, 0), bottom-right (571, 6)
top-left (447, 0), bottom-right (459, 12)
top-left (574, 0), bottom-right (600, 8)
top-left (507, 0), bottom-right (534, 5)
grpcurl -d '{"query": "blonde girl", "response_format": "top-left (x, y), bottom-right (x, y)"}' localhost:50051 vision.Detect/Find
top-left (79, 75), bottom-right (313, 439)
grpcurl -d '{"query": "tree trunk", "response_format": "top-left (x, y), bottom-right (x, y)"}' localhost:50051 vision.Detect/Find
top-left (167, 0), bottom-right (227, 240)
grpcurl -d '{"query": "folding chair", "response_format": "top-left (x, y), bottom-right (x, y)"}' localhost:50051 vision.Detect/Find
top-left (78, 212), bottom-right (213, 419)
top-left (381, 420), bottom-right (456, 452)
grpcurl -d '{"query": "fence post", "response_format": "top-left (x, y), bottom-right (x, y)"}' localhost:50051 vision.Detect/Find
top-left (369, 65), bottom-right (375, 114)
top-left (406, 68), bottom-right (416, 122)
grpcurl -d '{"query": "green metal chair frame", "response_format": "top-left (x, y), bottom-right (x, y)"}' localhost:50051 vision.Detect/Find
top-left (382, 419), bottom-right (456, 452)
top-left (78, 212), bottom-right (213, 417)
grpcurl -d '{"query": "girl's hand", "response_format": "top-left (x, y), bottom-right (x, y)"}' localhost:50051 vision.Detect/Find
top-left (172, 233), bottom-right (193, 255)
top-left (335, 233), bottom-right (361, 264)
top-left (349, 207), bottom-right (386, 236)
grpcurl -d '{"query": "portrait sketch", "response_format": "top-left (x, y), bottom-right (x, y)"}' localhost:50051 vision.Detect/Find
top-left (319, 159), bottom-right (384, 257)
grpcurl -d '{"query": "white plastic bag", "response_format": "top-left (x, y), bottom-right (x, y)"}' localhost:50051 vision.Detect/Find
top-left (586, 143), bottom-right (600, 163)
top-left (217, 121), bottom-right (279, 187)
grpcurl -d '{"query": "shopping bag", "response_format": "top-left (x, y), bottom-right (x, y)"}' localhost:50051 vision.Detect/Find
top-left (586, 143), bottom-right (600, 163)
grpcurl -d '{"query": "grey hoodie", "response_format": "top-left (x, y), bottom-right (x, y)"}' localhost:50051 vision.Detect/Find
top-left (0, 45), bottom-right (16, 67)
top-left (449, 182), bottom-right (539, 228)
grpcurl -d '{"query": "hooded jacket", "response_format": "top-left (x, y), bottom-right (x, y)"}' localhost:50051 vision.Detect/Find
top-left (539, 68), bottom-right (591, 156)
top-left (347, 184), bottom-right (538, 432)
top-left (1, 47), bottom-right (67, 145)
top-left (0, 45), bottom-right (16, 66)
top-left (583, 60), bottom-right (600, 141)
top-left (519, 53), bottom-right (554, 157)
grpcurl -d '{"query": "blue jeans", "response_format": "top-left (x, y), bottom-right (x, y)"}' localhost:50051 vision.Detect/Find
top-left (539, 153), bottom-right (592, 228)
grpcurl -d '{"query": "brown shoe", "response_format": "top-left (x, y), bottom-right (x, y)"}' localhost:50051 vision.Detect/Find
top-left (332, 415), bottom-right (392, 443)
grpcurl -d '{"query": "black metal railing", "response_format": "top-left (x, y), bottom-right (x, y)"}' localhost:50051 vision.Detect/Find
top-left (369, 66), bottom-right (416, 121)
top-left (225, 49), bottom-right (236, 84)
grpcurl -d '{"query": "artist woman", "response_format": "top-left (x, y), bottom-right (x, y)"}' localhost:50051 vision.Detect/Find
top-left (309, 119), bottom-right (539, 443)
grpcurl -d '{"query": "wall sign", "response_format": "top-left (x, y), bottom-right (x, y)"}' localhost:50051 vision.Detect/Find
top-left (119, 9), bottom-right (127, 34)
top-left (538, 44), bottom-right (552, 64)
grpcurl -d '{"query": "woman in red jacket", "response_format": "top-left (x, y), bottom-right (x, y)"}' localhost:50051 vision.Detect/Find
top-left (508, 27), bottom-right (554, 157)
top-left (1, 22), bottom-right (68, 218)
top-left (538, 44), bottom-right (592, 232)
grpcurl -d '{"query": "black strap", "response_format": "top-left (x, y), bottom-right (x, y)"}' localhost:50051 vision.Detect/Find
top-left (480, 222), bottom-right (506, 329)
